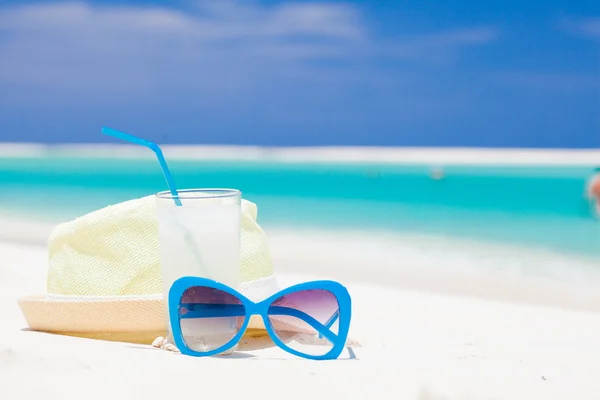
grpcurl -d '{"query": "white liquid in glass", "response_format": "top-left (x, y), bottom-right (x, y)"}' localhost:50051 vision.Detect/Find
top-left (157, 198), bottom-right (241, 351)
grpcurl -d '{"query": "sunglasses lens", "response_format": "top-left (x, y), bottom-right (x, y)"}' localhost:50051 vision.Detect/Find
top-left (178, 285), bottom-right (245, 353)
top-left (267, 289), bottom-right (340, 357)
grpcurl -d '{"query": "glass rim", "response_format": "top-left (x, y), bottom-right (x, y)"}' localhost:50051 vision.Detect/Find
top-left (156, 188), bottom-right (241, 200)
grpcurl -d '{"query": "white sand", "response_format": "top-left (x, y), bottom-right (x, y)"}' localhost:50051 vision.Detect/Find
top-left (3, 235), bottom-right (600, 400)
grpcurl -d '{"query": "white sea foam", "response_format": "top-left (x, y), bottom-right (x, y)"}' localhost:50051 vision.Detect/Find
top-left (1, 142), bottom-right (600, 165)
top-left (265, 227), bottom-right (600, 312)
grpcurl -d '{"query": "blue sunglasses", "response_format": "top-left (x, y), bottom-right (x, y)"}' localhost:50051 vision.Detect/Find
top-left (168, 277), bottom-right (352, 360)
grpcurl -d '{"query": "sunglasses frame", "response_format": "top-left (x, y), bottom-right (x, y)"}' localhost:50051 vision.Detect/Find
top-left (168, 277), bottom-right (352, 360)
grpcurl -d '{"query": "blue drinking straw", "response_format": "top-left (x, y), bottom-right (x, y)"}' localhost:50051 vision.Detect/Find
top-left (101, 126), bottom-right (182, 206)
top-left (101, 126), bottom-right (207, 273)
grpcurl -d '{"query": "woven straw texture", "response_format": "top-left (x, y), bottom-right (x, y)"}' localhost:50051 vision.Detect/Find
top-left (45, 195), bottom-right (274, 297)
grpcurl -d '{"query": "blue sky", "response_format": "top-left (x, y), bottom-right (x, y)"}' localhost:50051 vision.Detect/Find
top-left (0, 0), bottom-right (598, 147)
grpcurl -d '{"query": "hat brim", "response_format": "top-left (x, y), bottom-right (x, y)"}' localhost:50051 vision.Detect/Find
top-left (18, 294), bottom-right (168, 344)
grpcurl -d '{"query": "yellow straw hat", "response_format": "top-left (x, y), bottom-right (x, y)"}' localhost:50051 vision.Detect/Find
top-left (17, 195), bottom-right (282, 345)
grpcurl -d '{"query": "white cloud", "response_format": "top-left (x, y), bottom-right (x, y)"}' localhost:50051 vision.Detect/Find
top-left (0, 1), bottom-right (497, 107)
top-left (0, 2), bottom-right (363, 43)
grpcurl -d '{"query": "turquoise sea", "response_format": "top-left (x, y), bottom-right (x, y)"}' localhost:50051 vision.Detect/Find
top-left (1, 154), bottom-right (599, 261)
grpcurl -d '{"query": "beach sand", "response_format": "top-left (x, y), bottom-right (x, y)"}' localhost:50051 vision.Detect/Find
top-left (3, 232), bottom-right (600, 400)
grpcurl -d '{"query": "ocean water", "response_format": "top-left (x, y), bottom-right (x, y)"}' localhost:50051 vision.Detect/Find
top-left (1, 154), bottom-right (600, 288)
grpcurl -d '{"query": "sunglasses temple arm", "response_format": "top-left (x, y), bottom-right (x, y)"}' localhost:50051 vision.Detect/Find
top-left (318, 309), bottom-right (340, 339)
top-left (268, 305), bottom-right (337, 343)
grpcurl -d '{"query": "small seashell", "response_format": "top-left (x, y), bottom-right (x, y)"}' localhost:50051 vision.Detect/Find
top-left (151, 337), bottom-right (166, 348)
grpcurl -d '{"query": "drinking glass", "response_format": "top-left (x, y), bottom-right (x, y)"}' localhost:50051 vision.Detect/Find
top-left (156, 188), bottom-right (241, 350)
